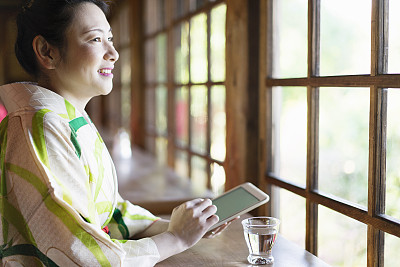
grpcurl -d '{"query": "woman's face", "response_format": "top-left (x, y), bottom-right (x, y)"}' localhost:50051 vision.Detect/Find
top-left (51, 2), bottom-right (119, 108)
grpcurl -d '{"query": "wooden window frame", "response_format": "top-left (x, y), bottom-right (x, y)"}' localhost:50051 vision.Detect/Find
top-left (261, 0), bottom-right (400, 265)
top-left (140, 0), bottom-right (228, 192)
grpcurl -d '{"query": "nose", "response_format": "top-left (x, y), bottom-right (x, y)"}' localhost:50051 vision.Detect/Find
top-left (104, 43), bottom-right (119, 62)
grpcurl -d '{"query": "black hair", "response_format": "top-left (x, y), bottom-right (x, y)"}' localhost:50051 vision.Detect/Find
top-left (15, 0), bottom-right (110, 78)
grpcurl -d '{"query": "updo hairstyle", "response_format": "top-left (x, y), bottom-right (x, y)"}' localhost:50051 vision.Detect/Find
top-left (15, 0), bottom-right (110, 78)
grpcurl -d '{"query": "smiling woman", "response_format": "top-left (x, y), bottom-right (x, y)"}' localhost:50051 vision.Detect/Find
top-left (0, 0), bottom-right (226, 266)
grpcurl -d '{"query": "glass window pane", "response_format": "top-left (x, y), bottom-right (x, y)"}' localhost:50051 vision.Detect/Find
top-left (318, 206), bottom-right (367, 266)
top-left (175, 86), bottom-right (189, 146)
top-left (190, 13), bottom-right (208, 83)
top-left (320, 0), bottom-right (371, 75)
top-left (174, 0), bottom-right (188, 19)
top-left (145, 88), bottom-right (156, 133)
top-left (145, 0), bottom-right (157, 34)
top-left (110, 17), bottom-right (120, 49)
top-left (191, 156), bottom-right (208, 195)
top-left (121, 84), bottom-right (131, 131)
top-left (211, 162), bottom-right (225, 196)
top-left (156, 137), bottom-right (167, 165)
top-left (175, 23), bottom-right (190, 84)
top-left (389, 0), bottom-right (400, 73)
top-left (210, 85), bottom-right (226, 161)
top-left (319, 88), bottom-right (369, 206)
top-left (145, 0), bottom-right (165, 34)
top-left (273, 0), bottom-right (307, 78)
top-left (273, 87), bottom-right (307, 185)
top-left (157, 34), bottom-right (167, 83)
top-left (120, 49), bottom-right (131, 131)
top-left (145, 39), bottom-right (156, 83)
top-left (190, 0), bottom-right (207, 12)
top-left (119, 5), bottom-right (130, 45)
top-left (210, 4), bottom-right (226, 82)
top-left (386, 89), bottom-right (400, 220)
top-left (279, 188), bottom-right (305, 248)
top-left (385, 233), bottom-right (400, 267)
top-left (120, 49), bottom-right (131, 85)
top-left (190, 85), bottom-right (208, 154)
top-left (175, 150), bottom-right (189, 178)
top-left (156, 85), bottom-right (168, 135)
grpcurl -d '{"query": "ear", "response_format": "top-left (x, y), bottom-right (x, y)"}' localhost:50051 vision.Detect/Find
top-left (32, 35), bottom-right (59, 70)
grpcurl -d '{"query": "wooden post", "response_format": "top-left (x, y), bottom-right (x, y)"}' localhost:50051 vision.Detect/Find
top-left (225, 0), bottom-right (250, 190)
top-left (368, 0), bottom-right (388, 266)
top-left (130, 0), bottom-right (146, 149)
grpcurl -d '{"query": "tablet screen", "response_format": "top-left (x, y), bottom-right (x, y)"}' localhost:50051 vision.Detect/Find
top-left (213, 187), bottom-right (260, 222)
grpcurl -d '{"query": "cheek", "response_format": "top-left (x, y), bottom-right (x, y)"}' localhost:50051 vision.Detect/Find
top-left (69, 46), bottom-right (100, 71)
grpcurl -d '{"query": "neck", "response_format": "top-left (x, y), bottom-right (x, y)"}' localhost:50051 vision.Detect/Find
top-left (37, 78), bottom-right (89, 114)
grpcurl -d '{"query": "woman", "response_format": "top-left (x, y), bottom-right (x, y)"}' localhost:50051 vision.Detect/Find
top-left (0, 0), bottom-right (227, 265)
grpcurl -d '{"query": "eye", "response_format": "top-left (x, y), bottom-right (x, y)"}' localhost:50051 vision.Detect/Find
top-left (91, 37), bottom-right (101, 42)
top-left (108, 36), bottom-right (114, 42)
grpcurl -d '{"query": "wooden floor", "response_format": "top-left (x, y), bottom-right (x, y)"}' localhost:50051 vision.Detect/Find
top-left (113, 147), bottom-right (214, 215)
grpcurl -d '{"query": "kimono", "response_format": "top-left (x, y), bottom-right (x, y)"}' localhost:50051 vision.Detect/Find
top-left (0, 83), bottom-right (160, 266)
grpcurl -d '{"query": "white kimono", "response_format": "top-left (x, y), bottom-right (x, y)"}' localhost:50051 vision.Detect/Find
top-left (0, 83), bottom-right (160, 266)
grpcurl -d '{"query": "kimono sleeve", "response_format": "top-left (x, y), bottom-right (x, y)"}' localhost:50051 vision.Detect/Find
top-left (0, 111), bottom-right (161, 266)
top-left (107, 193), bottom-right (160, 240)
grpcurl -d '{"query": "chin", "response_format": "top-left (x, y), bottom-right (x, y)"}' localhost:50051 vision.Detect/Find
top-left (95, 82), bottom-right (113, 96)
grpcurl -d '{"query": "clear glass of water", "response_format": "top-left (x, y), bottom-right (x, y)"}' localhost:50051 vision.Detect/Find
top-left (242, 217), bottom-right (280, 265)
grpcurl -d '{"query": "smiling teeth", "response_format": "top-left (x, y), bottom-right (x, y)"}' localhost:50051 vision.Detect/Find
top-left (99, 69), bottom-right (111, 74)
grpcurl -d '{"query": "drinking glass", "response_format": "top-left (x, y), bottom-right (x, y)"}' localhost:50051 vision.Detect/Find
top-left (242, 217), bottom-right (280, 265)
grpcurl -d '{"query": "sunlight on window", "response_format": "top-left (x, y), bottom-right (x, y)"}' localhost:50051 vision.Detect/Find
top-left (318, 206), bottom-right (367, 267)
top-left (156, 85), bottom-right (167, 135)
top-left (273, 86), bottom-right (307, 185)
top-left (320, 0), bottom-right (371, 75)
top-left (191, 156), bottom-right (208, 195)
top-left (211, 163), bottom-right (225, 195)
top-left (190, 85), bottom-right (208, 154)
top-left (210, 85), bottom-right (226, 161)
top-left (175, 150), bottom-right (189, 179)
top-left (145, 88), bottom-right (155, 133)
top-left (190, 13), bottom-right (208, 83)
top-left (145, 39), bottom-right (156, 83)
top-left (157, 34), bottom-right (167, 83)
top-left (273, 0), bottom-right (307, 78)
top-left (210, 4), bottom-right (226, 82)
top-left (175, 87), bottom-right (189, 147)
top-left (279, 188), bottom-right (305, 248)
top-left (386, 89), bottom-right (400, 221)
top-left (385, 233), bottom-right (400, 267)
top-left (388, 0), bottom-right (400, 73)
top-left (319, 88), bottom-right (369, 206)
top-left (120, 49), bottom-right (131, 133)
top-left (156, 137), bottom-right (167, 165)
top-left (175, 23), bottom-right (189, 84)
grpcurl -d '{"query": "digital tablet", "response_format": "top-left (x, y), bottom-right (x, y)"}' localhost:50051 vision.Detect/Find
top-left (208, 182), bottom-right (269, 231)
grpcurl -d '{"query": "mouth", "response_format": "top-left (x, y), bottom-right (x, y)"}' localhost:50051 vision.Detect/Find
top-left (98, 68), bottom-right (114, 77)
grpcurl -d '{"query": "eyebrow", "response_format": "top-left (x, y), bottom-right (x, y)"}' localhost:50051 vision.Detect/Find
top-left (82, 28), bottom-right (113, 34)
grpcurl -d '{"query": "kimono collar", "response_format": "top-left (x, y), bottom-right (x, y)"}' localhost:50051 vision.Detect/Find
top-left (0, 82), bottom-right (85, 119)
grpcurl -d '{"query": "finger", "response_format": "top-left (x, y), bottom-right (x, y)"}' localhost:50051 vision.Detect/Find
top-left (184, 198), bottom-right (205, 209)
top-left (202, 204), bottom-right (217, 218)
top-left (205, 214), bottom-right (219, 226)
top-left (216, 222), bottom-right (229, 232)
top-left (195, 198), bottom-right (213, 212)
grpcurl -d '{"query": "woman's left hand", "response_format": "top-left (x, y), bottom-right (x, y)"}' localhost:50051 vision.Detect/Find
top-left (203, 216), bottom-right (240, 239)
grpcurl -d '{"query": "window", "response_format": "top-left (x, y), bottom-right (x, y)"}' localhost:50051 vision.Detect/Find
top-left (263, 0), bottom-right (400, 266)
top-left (143, 0), bottom-right (227, 195)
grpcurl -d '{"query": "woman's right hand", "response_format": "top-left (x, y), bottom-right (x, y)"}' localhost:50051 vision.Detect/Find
top-left (152, 198), bottom-right (219, 262)
top-left (167, 198), bottom-right (219, 250)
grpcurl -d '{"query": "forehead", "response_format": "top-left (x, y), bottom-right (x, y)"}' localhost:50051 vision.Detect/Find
top-left (68, 2), bottom-right (110, 34)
